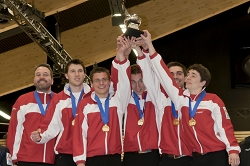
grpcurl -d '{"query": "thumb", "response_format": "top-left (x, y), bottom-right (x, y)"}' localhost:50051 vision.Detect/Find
top-left (140, 34), bottom-right (145, 40)
top-left (142, 30), bottom-right (148, 37)
top-left (37, 128), bottom-right (41, 133)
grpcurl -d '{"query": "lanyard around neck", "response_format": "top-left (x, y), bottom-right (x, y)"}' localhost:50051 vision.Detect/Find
top-left (95, 94), bottom-right (110, 124)
top-left (34, 91), bottom-right (53, 116)
top-left (188, 91), bottom-right (206, 118)
top-left (171, 101), bottom-right (178, 119)
top-left (133, 91), bottom-right (147, 119)
top-left (68, 86), bottom-right (85, 118)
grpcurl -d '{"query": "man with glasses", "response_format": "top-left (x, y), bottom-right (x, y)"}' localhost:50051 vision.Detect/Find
top-left (72, 37), bottom-right (131, 166)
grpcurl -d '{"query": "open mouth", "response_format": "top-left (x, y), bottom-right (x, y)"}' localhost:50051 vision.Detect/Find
top-left (98, 86), bottom-right (106, 89)
top-left (38, 80), bottom-right (47, 83)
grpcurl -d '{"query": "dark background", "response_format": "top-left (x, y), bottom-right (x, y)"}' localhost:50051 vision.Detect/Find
top-left (1, 2), bottom-right (250, 138)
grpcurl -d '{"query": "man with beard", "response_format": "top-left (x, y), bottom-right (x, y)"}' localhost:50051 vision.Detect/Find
top-left (31, 59), bottom-right (91, 166)
top-left (7, 64), bottom-right (56, 166)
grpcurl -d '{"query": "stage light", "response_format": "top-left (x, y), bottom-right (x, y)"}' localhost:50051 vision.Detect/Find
top-left (0, 3), bottom-right (13, 23)
top-left (19, 3), bottom-right (45, 22)
top-left (108, 0), bottom-right (126, 26)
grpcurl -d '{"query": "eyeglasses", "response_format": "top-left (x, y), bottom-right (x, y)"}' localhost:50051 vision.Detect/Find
top-left (93, 77), bottom-right (109, 83)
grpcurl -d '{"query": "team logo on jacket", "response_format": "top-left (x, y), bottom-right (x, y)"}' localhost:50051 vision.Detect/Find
top-left (223, 107), bottom-right (230, 119)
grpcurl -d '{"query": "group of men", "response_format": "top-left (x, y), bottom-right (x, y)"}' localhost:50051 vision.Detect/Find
top-left (5, 30), bottom-right (240, 166)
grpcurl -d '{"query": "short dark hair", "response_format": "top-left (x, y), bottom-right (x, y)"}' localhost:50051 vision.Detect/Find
top-left (130, 64), bottom-right (141, 75)
top-left (187, 64), bottom-right (211, 87)
top-left (167, 61), bottom-right (187, 76)
top-left (64, 59), bottom-right (86, 74)
top-left (89, 67), bottom-right (110, 83)
top-left (34, 63), bottom-right (53, 78)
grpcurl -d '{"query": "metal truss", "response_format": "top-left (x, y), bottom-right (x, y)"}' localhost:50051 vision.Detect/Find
top-left (2, 0), bottom-right (72, 75)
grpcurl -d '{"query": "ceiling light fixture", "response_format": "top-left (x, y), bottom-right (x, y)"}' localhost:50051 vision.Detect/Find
top-left (0, 110), bottom-right (10, 120)
top-left (108, 0), bottom-right (125, 26)
top-left (0, 2), bottom-right (13, 23)
top-left (108, 0), bottom-right (138, 56)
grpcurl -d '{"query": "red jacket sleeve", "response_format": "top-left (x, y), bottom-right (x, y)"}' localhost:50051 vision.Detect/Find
top-left (6, 99), bottom-right (21, 163)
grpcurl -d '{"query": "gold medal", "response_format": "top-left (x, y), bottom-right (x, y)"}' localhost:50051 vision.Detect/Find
top-left (72, 119), bottom-right (75, 126)
top-left (189, 118), bottom-right (196, 127)
top-left (173, 118), bottom-right (179, 125)
top-left (102, 124), bottom-right (110, 132)
top-left (138, 118), bottom-right (144, 126)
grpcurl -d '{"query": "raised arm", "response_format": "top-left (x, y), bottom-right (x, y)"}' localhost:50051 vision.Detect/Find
top-left (113, 36), bottom-right (132, 113)
top-left (111, 35), bottom-right (132, 92)
top-left (140, 30), bottom-right (184, 110)
top-left (134, 37), bottom-right (167, 113)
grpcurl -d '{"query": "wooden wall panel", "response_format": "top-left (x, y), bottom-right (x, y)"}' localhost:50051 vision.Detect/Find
top-left (0, 0), bottom-right (248, 96)
top-left (0, 43), bottom-right (47, 96)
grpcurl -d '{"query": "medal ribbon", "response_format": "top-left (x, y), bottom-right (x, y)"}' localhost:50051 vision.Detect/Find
top-left (171, 102), bottom-right (178, 119)
top-left (189, 91), bottom-right (206, 119)
top-left (34, 91), bottom-right (53, 116)
top-left (133, 91), bottom-right (147, 119)
top-left (95, 94), bottom-right (110, 125)
top-left (68, 87), bottom-right (85, 118)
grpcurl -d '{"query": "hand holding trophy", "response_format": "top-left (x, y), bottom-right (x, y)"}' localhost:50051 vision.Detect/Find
top-left (123, 14), bottom-right (144, 38)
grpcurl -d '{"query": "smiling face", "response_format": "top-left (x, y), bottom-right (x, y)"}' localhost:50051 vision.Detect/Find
top-left (65, 64), bottom-right (85, 88)
top-left (34, 66), bottom-right (53, 93)
top-left (91, 72), bottom-right (111, 98)
top-left (185, 69), bottom-right (206, 94)
top-left (169, 66), bottom-right (186, 89)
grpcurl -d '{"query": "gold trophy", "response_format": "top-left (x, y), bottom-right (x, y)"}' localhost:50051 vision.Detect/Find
top-left (123, 14), bottom-right (144, 38)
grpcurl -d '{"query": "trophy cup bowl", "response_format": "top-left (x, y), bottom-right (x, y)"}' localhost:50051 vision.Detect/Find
top-left (123, 14), bottom-right (144, 38)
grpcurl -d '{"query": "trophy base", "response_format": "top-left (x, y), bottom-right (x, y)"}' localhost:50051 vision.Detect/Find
top-left (124, 27), bottom-right (144, 38)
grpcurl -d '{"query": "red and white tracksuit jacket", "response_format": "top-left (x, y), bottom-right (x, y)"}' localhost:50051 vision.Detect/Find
top-left (38, 83), bottom-right (90, 155)
top-left (137, 53), bottom-right (191, 156)
top-left (73, 59), bottom-right (131, 165)
top-left (112, 58), bottom-right (159, 152)
top-left (148, 52), bottom-right (240, 155)
top-left (123, 91), bottom-right (159, 152)
top-left (7, 91), bottom-right (56, 164)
